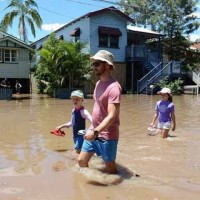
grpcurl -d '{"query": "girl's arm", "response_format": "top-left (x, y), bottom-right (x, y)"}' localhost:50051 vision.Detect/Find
top-left (171, 111), bottom-right (176, 131)
top-left (150, 111), bottom-right (158, 126)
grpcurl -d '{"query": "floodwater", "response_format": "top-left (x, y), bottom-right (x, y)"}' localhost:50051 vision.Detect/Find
top-left (0, 93), bottom-right (200, 200)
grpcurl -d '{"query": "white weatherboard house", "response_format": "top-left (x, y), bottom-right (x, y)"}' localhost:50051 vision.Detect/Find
top-left (32, 6), bottom-right (164, 93)
top-left (0, 30), bottom-right (33, 93)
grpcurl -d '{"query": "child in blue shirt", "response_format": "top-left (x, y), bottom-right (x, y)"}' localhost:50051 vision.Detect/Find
top-left (56, 90), bottom-right (92, 153)
top-left (150, 88), bottom-right (176, 138)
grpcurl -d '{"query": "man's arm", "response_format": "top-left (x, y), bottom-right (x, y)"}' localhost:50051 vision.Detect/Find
top-left (84, 103), bottom-right (119, 141)
top-left (1, 81), bottom-right (6, 87)
top-left (95, 103), bottom-right (119, 132)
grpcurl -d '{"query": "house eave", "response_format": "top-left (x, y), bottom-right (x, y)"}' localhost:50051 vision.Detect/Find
top-left (0, 36), bottom-right (33, 51)
top-left (31, 6), bottom-right (134, 45)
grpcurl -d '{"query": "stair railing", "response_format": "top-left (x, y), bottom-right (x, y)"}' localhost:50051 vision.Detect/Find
top-left (191, 71), bottom-right (200, 96)
top-left (137, 62), bottom-right (162, 94)
top-left (146, 61), bottom-right (173, 94)
top-left (192, 71), bottom-right (200, 85)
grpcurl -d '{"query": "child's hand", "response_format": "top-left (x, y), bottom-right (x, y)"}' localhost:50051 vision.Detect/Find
top-left (56, 126), bottom-right (61, 130)
top-left (172, 126), bottom-right (176, 131)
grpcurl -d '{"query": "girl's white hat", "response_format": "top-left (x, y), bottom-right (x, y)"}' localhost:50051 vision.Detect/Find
top-left (157, 87), bottom-right (171, 94)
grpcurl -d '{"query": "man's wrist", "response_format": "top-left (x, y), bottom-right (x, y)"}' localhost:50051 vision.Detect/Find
top-left (89, 128), bottom-right (99, 137)
top-left (93, 130), bottom-right (99, 137)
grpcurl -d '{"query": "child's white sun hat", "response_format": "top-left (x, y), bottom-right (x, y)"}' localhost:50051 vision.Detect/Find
top-left (70, 90), bottom-right (84, 98)
top-left (157, 87), bottom-right (171, 94)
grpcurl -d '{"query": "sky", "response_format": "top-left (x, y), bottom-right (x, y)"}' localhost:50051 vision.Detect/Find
top-left (0, 0), bottom-right (200, 43)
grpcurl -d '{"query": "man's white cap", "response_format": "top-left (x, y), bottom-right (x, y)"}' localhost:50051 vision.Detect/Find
top-left (90, 50), bottom-right (114, 68)
top-left (70, 90), bottom-right (84, 98)
top-left (157, 87), bottom-right (171, 94)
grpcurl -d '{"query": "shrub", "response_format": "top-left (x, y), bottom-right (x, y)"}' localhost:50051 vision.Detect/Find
top-left (157, 77), bottom-right (184, 94)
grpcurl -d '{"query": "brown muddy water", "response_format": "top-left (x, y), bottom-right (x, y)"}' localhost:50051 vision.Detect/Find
top-left (0, 94), bottom-right (200, 200)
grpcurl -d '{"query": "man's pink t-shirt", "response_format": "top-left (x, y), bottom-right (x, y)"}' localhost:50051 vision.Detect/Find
top-left (91, 79), bottom-right (121, 140)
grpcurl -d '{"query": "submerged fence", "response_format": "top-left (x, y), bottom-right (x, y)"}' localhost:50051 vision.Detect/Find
top-left (0, 88), bottom-right (13, 100)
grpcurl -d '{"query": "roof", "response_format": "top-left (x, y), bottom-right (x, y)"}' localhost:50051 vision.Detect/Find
top-left (86, 6), bottom-right (134, 22)
top-left (31, 6), bottom-right (134, 45)
top-left (0, 30), bottom-right (33, 50)
top-left (127, 25), bottom-right (165, 37)
top-left (190, 42), bottom-right (200, 50)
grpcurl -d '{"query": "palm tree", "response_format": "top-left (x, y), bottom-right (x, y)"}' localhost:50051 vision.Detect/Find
top-left (35, 33), bottom-right (92, 95)
top-left (0, 23), bottom-right (7, 32)
top-left (1, 0), bottom-right (42, 43)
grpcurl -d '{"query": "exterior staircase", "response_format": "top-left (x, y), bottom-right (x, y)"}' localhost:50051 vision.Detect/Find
top-left (137, 61), bottom-right (182, 94)
top-left (185, 70), bottom-right (200, 95)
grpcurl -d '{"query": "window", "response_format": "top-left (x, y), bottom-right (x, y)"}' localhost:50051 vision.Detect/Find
top-left (58, 35), bottom-right (64, 40)
top-left (70, 27), bottom-right (80, 42)
top-left (99, 35), bottom-right (108, 47)
top-left (0, 49), bottom-right (2, 62)
top-left (110, 36), bottom-right (119, 48)
top-left (37, 44), bottom-right (43, 50)
top-left (4, 49), bottom-right (18, 62)
top-left (74, 36), bottom-right (80, 42)
top-left (98, 26), bottom-right (122, 48)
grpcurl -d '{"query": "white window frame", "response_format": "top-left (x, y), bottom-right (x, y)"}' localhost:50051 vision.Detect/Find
top-left (4, 49), bottom-right (18, 63)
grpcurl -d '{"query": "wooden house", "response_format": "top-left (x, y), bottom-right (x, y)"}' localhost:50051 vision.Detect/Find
top-left (31, 6), bottom-right (168, 94)
top-left (0, 30), bottom-right (33, 94)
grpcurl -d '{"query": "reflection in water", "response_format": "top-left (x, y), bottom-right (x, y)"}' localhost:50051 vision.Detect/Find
top-left (0, 94), bottom-right (200, 200)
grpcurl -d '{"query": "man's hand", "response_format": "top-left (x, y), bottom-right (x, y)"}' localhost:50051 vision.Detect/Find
top-left (84, 129), bottom-right (96, 141)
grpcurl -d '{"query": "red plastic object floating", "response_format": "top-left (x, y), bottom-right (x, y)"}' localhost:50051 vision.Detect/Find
top-left (50, 129), bottom-right (65, 137)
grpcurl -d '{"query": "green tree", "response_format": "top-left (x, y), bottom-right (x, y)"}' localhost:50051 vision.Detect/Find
top-left (34, 33), bottom-right (92, 95)
top-left (0, 0), bottom-right (42, 43)
top-left (156, 0), bottom-right (199, 67)
top-left (119, 0), bottom-right (200, 70)
top-left (0, 23), bottom-right (7, 32)
top-left (119, 0), bottom-right (199, 35)
top-left (119, 0), bottom-right (161, 30)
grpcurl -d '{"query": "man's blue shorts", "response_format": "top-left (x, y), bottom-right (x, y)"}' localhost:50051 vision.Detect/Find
top-left (73, 136), bottom-right (84, 150)
top-left (81, 139), bottom-right (118, 162)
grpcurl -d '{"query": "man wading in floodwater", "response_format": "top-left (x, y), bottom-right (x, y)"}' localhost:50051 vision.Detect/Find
top-left (78, 50), bottom-right (121, 174)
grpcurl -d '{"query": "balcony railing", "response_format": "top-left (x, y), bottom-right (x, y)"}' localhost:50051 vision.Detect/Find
top-left (126, 45), bottom-right (160, 62)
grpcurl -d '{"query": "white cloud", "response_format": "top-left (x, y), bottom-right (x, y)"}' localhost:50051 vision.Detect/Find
top-left (188, 11), bottom-right (200, 18)
top-left (41, 23), bottom-right (66, 32)
top-left (193, 12), bottom-right (200, 18)
top-left (189, 33), bottom-right (200, 41)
